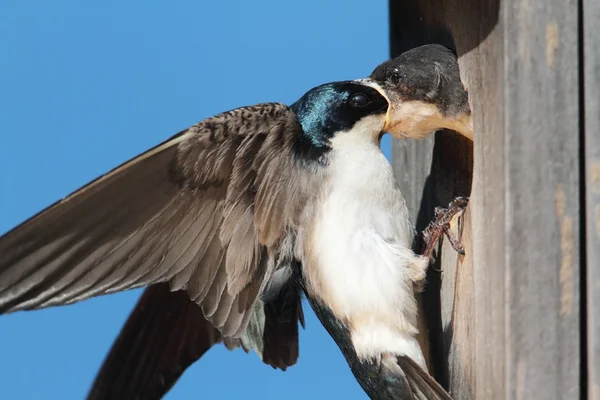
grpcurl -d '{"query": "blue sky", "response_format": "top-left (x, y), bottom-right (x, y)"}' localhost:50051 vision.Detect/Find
top-left (0, 1), bottom-right (390, 399)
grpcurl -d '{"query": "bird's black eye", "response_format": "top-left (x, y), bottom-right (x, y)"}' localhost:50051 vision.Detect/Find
top-left (349, 93), bottom-right (371, 108)
top-left (389, 72), bottom-right (401, 85)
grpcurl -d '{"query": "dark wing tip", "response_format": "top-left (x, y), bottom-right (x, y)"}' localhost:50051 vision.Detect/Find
top-left (87, 284), bottom-right (223, 400)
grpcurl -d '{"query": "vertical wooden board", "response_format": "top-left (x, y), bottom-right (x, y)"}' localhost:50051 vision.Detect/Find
top-left (439, 207), bottom-right (474, 398)
top-left (387, 1), bottom-right (457, 383)
top-left (389, 0), bottom-right (503, 398)
top-left (502, 0), bottom-right (580, 398)
top-left (390, 137), bottom-right (434, 224)
top-left (452, 4), bottom-right (506, 399)
top-left (390, 0), bottom-right (582, 398)
top-left (584, 0), bottom-right (600, 397)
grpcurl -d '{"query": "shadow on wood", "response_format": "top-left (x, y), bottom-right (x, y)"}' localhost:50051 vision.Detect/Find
top-left (389, 1), bottom-right (497, 396)
top-left (389, 0), bottom-right (582, 399)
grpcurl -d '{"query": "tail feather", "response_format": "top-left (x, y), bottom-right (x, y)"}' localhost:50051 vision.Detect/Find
top-left (396, 355), bottom-right (453, 400)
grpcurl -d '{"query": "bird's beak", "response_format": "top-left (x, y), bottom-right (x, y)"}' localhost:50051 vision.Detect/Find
top-left (356, 79), bottom-right (474, 141)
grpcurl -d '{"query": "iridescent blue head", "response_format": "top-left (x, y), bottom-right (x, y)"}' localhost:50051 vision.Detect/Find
top-left (290, 46), bottom-right (474, 162)
top-left (290, 81), bottom-right (389, 158)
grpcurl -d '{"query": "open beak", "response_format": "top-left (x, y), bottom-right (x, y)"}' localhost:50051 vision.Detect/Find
top-left (356, 79), bottom-right (474, 141)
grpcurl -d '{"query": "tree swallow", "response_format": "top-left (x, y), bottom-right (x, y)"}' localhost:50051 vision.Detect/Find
top-left (0, 44), bottom-right (473, 399)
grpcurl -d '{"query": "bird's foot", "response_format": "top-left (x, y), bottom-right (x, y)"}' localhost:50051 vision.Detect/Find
top-left (421, 197), bottom-right (469, 263)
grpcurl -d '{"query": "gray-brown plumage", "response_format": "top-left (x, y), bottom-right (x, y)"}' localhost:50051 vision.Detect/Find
top-left (87, 283), bottom-right (303, 400)
top-left (0, 101), bottom-right (316, 400)
top-left (0, 45), bottom-right (474, 400)
top-left (87, 284), bottom-right (227, 400)
top-left (0, 103), bottom-right (308, 336)
top-left (0, 80), bottom-right (390, 398)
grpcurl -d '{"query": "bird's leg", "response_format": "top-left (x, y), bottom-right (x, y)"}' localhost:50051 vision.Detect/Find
top-left (421, 197), bottom-right (469, 263)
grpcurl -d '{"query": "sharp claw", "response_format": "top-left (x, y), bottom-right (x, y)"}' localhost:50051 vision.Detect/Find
top-left (421, 197), bottom-right (469, 261)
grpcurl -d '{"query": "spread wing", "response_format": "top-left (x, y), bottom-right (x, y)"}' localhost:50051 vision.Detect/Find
top-left (87, 284), bottom-right (226, 400)
top-left (0, 102), bottom-right (314, 338)
top-left (87, 283), bottom-right (304, 400)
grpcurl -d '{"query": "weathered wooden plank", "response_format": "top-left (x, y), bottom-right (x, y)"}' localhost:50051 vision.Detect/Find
top-left (503, 1), bottom-right (580, 398)
top-left (390, 137), bottom-right (433, 224)
top-left (459, 24), bottom-right (507, 400)
top-left (584, 0), bottom-right (600, 396)
top-left (389, 1), bottom-right (497, 398)
top-left (439, 207), bottom-right (473, 397)
top-left (389, 0), bottom-right (581, 398)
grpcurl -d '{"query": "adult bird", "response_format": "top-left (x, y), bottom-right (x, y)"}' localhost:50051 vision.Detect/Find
top-left (0, 45), bottom-right (473, 399)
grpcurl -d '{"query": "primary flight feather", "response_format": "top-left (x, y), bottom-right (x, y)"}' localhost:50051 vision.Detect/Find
top-left (0, 45), bottom-right (473, 400)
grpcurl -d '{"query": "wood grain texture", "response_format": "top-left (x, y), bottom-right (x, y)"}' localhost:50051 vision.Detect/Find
top-left (503, 1), bottom-right (580, 398)
top-left (389, 0), bottom-right (582, 398)
top-left (439, 206), bottom-right (473, 399)
top-left (584, 0), bottom-right (600, 397)
top-left (389, 1), bottom-right (488, 396)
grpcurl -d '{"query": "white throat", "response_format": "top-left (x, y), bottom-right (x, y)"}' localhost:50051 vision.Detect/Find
top-left (300, 117), bottom-right (429, 369)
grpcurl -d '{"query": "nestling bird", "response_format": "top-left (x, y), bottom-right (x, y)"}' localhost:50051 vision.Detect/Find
top-left (0, 44), bottom-right (473, 399)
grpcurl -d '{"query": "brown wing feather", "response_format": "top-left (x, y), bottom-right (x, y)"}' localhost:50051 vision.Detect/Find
top-left (0, 102), bottom-right (312, 340)
top-left (262, 284), bottom-right (305, 369)
top-left (87, 283), bottom-right (229, 400)
top-left (88, 283), bottom-right (303, 400)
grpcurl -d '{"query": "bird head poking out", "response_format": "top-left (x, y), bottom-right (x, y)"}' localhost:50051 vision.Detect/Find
top-left (0, 45), bottom-right (474, 400)
top-left (289, 45), bottom-right (472, 156)
top-left (369, 44), bottom-right (474, 141)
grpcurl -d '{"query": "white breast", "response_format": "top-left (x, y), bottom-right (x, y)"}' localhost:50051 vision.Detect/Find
top-left (300, 121), bottom-right (429, 368)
